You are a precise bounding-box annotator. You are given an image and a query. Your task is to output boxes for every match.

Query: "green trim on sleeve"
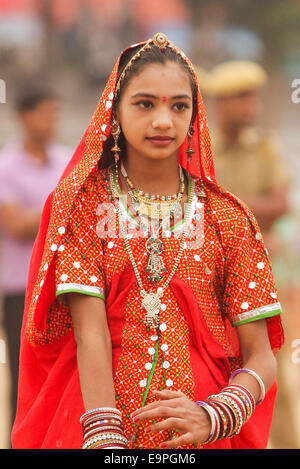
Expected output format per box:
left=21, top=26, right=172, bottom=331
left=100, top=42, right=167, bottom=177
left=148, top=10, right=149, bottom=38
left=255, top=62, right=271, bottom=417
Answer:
left=233, top=307, right=282, bottom=327
left=56, top=283, right=105, bottom=302
left=56, top=289, right=105, bottom=301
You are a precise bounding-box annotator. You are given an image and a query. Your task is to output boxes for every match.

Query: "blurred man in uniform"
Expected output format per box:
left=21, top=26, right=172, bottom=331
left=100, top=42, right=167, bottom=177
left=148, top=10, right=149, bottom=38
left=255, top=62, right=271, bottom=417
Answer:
left=205, top=61, right=290, bottom=240
left=0, top=85, right=72, bottom=434
left=205, top=61, right=296, bottom=449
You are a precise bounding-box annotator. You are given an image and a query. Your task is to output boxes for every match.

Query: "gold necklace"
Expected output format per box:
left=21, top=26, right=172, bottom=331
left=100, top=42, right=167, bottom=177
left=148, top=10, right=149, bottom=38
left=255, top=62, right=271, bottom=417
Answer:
left=109, top=168, right=168, bottom=283
left=120, top=161, right=185, bottom=221
left=115, top=173, right=195, bottom=329
left=120, top=161, right=185, bottom=201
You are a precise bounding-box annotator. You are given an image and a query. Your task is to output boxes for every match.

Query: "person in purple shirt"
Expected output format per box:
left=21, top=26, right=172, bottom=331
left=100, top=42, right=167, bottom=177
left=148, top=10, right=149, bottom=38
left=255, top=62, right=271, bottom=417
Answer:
left=0, top=85, right=72, bottom=432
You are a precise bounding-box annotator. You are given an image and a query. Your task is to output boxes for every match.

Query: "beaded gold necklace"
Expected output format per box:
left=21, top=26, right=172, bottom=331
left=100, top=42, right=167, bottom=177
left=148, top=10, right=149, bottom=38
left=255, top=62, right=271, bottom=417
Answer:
left=110, top=165, right=195, bottom=329
left=120, top=161, right=185, bottom=222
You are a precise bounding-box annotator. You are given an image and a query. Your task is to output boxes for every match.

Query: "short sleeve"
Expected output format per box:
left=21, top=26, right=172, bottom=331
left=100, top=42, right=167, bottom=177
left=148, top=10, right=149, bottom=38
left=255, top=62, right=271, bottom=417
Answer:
left=54, top=193, right=106, bottom=303
left=222, top=212, right=282, bottom=327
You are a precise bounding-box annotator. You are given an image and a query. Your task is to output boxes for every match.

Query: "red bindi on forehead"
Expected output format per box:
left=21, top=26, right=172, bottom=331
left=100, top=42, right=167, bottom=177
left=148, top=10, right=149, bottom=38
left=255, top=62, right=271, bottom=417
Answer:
left=162, top=96, right=167, bottom=102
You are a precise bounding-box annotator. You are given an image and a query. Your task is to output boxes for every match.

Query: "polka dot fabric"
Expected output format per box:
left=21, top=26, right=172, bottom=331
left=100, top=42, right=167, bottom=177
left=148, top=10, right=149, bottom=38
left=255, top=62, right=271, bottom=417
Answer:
left=114, top=285, right=197, bottom=449
left=48, top=166, right=283, bottom=354
left=55, top=183, right=106, bottom=303
left=220, top=210, right=280, bottom=326
left=44, top=168, right=282, bottom=449
left=17, top=37, right=283, bottom=450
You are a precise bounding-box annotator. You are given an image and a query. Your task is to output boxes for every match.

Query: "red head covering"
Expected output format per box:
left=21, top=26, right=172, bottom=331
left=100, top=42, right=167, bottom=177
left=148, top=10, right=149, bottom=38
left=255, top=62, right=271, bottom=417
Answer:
left=23, top=34, right=220, bottom=342
left=12, top=34, right=283, bottom=449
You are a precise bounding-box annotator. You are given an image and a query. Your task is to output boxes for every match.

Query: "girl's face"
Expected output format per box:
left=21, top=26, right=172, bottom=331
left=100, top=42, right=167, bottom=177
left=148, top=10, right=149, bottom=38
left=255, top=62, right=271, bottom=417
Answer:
left=117, top=61, right=194, bottom=162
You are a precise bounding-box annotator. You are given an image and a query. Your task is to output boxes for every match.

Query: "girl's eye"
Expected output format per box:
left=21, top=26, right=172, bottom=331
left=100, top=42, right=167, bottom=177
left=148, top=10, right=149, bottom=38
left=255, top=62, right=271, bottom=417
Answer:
left=136, top=100, right=153, bottom=109
left=173, top=102, right=189, bottom=112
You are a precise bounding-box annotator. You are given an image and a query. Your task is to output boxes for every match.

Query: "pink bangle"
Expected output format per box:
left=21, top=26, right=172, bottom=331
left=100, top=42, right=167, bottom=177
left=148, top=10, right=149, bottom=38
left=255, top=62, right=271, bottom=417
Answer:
left=196, top=401, right=218, bottom=444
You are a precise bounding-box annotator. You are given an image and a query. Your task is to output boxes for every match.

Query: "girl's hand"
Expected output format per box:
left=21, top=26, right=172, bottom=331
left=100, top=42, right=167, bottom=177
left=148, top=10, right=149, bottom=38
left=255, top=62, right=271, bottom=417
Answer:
left=131, top=389, right=211, bottom=449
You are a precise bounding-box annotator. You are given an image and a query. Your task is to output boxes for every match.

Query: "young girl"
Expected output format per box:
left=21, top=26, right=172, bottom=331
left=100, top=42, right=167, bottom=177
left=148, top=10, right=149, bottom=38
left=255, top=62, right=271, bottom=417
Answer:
left=12, top=33, right=284, bottom=449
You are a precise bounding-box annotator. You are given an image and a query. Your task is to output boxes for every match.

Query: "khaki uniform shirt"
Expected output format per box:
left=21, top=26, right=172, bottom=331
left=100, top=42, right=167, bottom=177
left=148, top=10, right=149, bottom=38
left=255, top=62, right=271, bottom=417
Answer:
left=212, top=127, right=290, bottom=200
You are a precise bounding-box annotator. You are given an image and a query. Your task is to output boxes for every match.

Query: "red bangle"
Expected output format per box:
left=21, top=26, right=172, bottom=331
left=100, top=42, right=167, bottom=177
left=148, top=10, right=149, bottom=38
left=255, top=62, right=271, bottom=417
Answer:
left=220, top=391, right=247, bottom=422
left=84, top=426, right=124, bottom=442
left=80, top=409, right=122, bottom=425
left=223, top=386, right=254, bottom=421
left=208, top=399, right=234, bottom=438
left=224, top=384, right=255, bottom=411
left=207, top=400, right=227, bottom=440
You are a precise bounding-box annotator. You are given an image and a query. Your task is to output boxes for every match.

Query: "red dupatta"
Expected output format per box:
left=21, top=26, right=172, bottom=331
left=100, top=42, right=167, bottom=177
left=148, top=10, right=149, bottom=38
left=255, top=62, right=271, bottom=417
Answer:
left=12, top=36, right=283, bottom=449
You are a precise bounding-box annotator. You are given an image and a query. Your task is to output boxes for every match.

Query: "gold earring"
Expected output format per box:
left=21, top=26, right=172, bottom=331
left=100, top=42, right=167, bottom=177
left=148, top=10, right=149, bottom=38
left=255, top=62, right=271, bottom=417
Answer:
left=185, top=126, right=195, bottom=161
left=185, top=125, right=207, bottom=198
left=111, top=119, right=121, bottom=174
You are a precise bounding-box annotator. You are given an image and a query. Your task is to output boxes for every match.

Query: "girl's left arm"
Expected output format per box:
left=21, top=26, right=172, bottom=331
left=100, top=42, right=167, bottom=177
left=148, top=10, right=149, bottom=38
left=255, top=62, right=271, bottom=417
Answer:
left=231, top=319, right=277, bottom=402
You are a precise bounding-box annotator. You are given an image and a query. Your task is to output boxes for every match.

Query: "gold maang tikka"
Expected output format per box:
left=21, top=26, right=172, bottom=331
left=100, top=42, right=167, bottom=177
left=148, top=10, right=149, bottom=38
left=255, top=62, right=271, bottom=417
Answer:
left=114, top=33, right=170, bottom=99
left=113, top=32, right=207, bottom=203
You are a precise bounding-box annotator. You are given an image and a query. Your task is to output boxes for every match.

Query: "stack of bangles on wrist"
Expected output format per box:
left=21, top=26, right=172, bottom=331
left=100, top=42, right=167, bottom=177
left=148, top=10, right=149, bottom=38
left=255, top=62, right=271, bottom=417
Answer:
left=196, top=368, right=266, bottom=444
left=80, top=407, right=128, bottom=449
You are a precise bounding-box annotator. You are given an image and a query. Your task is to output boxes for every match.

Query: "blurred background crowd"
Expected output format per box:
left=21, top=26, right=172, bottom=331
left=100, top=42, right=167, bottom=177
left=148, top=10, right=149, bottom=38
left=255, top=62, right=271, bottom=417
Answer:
left=0, top=0, right=300, bottom=449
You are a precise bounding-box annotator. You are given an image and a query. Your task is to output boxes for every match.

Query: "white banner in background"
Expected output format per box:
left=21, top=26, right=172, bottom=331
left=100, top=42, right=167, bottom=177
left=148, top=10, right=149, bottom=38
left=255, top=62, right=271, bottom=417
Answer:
left=0, top=79, right=6, bottom=103
left=291, top=78, right=300, bottom=104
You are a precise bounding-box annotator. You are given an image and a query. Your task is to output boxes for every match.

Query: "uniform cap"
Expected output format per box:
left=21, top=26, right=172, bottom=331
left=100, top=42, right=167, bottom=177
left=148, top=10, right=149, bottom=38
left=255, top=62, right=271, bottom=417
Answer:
left=204, top=60, right=267, bottom=97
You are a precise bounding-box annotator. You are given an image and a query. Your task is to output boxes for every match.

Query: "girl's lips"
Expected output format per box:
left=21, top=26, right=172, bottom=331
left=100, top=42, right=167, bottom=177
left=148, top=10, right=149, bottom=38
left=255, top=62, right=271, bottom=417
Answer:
left=146, top=136, right=175, bottom=146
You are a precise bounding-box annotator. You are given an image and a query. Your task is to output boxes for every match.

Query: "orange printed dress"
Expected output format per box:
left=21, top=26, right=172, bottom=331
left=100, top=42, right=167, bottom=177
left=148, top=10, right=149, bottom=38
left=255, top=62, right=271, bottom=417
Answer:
left=12, top=37, right=284, bottom=450
left=53, top=166, right=283, bottom=449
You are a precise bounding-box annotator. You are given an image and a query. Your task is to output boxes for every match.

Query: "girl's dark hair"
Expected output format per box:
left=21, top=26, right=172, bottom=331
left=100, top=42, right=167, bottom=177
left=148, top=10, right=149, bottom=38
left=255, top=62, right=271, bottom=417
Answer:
left=98, top=43, right=197, bottom=170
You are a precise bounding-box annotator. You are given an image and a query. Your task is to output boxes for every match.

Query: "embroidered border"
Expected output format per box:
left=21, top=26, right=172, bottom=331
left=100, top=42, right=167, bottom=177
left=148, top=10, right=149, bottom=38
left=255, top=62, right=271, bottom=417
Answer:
left=56, top=283, right=105, bottom=300
left=233, top=302, right=282, bottom=326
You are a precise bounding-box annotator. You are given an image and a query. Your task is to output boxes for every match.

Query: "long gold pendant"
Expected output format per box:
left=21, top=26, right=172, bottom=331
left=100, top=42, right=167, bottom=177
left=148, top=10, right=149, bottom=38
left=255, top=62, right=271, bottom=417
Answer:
left=140, top=289, right=163, bottom=329
left=110, top=165, right=196, bottom=331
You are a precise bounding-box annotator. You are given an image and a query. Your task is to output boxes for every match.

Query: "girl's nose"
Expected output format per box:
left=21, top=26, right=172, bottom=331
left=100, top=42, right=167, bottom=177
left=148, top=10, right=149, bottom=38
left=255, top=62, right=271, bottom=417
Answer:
left=152, top=115, right=173, bottom=130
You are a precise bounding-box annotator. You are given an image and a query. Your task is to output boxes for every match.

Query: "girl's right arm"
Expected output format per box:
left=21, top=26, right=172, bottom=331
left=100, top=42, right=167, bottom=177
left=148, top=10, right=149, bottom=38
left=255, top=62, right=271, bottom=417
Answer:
left=68, top=292, right=116, bottom=411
